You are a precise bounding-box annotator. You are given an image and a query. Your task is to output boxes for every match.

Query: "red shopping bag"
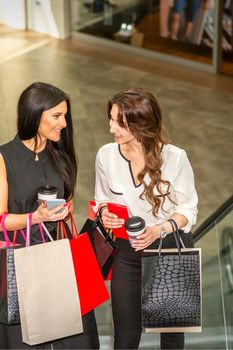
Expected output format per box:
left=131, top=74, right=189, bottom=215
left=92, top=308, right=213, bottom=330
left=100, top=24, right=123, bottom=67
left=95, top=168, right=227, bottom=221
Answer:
left=60, top=215, right=110, bottom=316
left=70, top=234, right=110, bottom=316
left=88, top=200, right=97, bottom=221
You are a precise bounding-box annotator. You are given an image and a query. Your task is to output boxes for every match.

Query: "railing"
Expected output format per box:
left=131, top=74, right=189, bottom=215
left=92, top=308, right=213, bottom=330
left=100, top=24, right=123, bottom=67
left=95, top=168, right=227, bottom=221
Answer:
left=190, top=194, right=233, bottom=350
left=193, top=194, right=233, bottom=243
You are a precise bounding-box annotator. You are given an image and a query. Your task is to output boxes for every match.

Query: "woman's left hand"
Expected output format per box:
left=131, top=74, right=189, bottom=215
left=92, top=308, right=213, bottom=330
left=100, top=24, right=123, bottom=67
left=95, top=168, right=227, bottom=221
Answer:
left=131, top=226, right=160, bottom=251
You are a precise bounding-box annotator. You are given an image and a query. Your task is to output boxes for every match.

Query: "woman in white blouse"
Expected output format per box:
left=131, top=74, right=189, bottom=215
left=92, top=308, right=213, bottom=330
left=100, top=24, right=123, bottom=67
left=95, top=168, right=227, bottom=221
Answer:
left=95, top=88, right=198, bottom=350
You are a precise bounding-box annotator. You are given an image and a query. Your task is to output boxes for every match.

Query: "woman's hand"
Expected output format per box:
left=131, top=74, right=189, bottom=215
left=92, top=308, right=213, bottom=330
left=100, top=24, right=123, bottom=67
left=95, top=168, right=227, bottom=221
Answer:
left=32, top=201, right=70, bottom=224
left=131, top=226, right=161, bottom=251
left=100, top=208, right=125, bottom=229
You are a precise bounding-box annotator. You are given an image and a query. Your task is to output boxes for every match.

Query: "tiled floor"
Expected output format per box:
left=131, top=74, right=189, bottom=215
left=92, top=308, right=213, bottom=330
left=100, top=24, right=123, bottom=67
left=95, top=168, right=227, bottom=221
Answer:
left=1, top=26, right=232, bottom=227
left=0, top=25, right=233, bottom=349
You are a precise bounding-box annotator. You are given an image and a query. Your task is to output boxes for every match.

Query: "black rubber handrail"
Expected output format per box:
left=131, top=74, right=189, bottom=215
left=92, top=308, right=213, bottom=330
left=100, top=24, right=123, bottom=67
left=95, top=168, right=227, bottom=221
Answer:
left=193, top=194, right=233, bottom=243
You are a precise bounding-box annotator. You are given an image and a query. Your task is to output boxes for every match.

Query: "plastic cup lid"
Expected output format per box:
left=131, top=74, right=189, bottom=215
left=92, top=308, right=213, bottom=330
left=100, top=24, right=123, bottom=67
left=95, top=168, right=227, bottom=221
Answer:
left=124, top=216, right=145, bottom=232
left=37, top=185, right=58, bottom=195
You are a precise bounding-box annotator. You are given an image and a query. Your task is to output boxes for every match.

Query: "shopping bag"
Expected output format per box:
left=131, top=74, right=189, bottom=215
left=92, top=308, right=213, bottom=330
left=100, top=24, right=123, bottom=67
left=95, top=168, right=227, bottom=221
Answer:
left=0, top=213, right=24, bottom=325
left=85, top=201, right=118, bottom=280
left=80, top=217, right=117, bottom=279
left=88, top=200, right=97, bottom=220
left=60, top=214, right=110, bottom=316
left=14, top=214, right=83, bottom=345
left=142, top=221, right=202, bottom=333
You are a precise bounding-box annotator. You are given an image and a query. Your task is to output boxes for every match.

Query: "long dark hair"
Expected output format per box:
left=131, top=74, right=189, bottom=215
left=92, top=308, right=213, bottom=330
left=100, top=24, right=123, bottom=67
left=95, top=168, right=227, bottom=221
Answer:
left=108, top=87, right=172, bottom=216
left=17, top=82, right=77, bottom=200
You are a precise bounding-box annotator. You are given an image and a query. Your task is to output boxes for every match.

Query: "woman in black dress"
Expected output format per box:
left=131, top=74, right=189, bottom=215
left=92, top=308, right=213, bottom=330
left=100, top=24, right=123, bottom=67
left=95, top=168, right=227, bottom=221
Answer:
left=0, top=82, right=99, bottom=349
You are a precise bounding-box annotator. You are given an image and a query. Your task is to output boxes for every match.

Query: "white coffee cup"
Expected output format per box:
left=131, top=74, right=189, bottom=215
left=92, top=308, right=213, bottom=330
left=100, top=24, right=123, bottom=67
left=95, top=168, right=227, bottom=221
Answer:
left=37, top=185, right=58, bottom=201
left=124, top=216, right=146, bottom=245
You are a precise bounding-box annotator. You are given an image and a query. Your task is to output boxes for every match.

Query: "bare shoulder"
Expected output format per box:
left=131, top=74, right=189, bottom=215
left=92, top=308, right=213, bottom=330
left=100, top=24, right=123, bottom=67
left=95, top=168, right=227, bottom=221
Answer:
left=0, top=153, right=8, bottom=213
left=0, top=153, right=7, bottom=177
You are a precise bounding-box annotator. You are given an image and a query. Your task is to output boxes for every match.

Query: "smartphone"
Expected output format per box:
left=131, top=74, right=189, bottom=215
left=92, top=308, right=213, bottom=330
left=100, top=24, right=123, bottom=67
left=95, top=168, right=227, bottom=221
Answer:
left=107, top=203, right=129, bottom=240
left=38, top=198, right=66, bottom=210
left=46, top=199, right=66, bottom=210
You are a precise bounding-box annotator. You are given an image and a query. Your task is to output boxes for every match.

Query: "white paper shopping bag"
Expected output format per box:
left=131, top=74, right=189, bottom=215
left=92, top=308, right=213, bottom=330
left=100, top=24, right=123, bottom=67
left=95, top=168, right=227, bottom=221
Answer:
left=14, top=216, right=83, bottom=345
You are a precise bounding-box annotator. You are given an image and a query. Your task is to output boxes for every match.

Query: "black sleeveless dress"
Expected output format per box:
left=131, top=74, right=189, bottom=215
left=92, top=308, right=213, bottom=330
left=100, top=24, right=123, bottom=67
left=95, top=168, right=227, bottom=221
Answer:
left=0, top=135, right=99, bottom=349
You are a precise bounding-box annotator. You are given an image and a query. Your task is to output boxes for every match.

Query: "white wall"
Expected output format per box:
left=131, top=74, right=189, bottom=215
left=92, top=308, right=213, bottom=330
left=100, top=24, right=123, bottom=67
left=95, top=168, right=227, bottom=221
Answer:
left=0, top=0, right=26, bottom=29
left=27, top=0, right=70, bottom=39
left=70, top=0, right=82, bottom=30
left=0, top=0, right=70, bottom=39
left=27, top=0, right=59, bottom=37
left=51, top=0, right=70, bottom=39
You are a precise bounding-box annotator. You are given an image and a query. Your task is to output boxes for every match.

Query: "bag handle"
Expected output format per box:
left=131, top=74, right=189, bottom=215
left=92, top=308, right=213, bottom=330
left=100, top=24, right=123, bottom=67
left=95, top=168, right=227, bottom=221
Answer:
left=26, top=213, right=33, bottom=247
left=59, top=212, right=79, bottom=240
left=158, top=219, right=183, bottom=256
left=1, top=213, right=54, bottom=247
left=167, top=219, right=181, bottom=251
left=59, top=220, right=69, bottom=239
left=1, top=213, right=11, bottom=247
left=25, top=215, right=54, bottom=247
left=158, top=237, right=181, bottom=256
left=93, top=216, right=116, bottom=247
left=1, top=213, right=30, bottom=247
left=38, top=223, right=46, bottom=243
left=38, top=222, right=54, bottom=243
left=88, top=200, right=114, bottom=243
left=168, top=219, right=185, bottom=249
left=69, top=212, right=79, bottom=238
left=13, top=229, right=26, bottom=245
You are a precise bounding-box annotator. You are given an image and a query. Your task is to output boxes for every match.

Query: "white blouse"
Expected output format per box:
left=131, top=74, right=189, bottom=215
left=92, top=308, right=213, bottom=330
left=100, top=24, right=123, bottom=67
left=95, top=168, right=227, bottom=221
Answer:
left=94, top=142, right=198, bottom=232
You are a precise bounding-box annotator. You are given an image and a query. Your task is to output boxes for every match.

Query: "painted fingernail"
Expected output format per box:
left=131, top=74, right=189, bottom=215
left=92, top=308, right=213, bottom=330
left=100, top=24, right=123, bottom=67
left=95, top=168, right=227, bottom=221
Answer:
left=63, top=203, right=70, bottom=207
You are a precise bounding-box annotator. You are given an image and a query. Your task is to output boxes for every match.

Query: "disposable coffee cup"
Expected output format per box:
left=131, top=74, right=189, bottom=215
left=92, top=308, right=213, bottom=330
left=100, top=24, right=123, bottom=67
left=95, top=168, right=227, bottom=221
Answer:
left=37, top=185, right=58, bottom=201
left=124, top=216, right=146, bottom=245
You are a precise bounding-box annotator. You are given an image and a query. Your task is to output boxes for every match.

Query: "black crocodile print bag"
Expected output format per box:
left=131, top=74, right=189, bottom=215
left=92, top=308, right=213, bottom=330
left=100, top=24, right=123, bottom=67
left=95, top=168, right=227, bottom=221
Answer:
left=0, top=248, right=21, bottom=324
left=142, top=220, right=202, bottom=332
left=0, top=214, right=22, bottom=325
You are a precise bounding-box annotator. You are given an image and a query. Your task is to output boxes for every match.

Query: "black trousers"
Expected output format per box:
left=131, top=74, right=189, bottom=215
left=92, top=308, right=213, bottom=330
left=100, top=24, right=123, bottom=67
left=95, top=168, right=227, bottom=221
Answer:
left=111, top=233, right=194, bottom=350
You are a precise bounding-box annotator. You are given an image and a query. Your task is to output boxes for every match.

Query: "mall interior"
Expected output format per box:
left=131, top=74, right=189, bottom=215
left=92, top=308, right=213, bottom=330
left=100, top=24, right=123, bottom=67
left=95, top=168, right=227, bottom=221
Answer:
left=0, top=0, right=233, bottom=349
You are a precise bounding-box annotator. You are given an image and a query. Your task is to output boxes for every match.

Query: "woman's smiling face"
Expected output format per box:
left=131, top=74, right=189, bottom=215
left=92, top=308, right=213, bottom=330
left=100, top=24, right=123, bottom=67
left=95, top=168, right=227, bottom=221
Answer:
left=38, top=100, right=67, bottom=142
left=109, top=104, right=135, bottom=145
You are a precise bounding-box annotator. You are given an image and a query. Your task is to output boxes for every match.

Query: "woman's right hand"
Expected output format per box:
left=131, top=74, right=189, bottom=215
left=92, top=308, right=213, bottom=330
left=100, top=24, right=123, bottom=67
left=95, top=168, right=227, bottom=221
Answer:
left=32, top=201, right=69, bottom=224
left=100, top=208, right=125, bottom=229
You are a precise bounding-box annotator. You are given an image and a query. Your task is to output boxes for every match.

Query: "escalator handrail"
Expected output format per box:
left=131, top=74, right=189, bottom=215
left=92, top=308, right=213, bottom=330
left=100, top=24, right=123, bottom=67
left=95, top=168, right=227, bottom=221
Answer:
left=193, top=194, right=233, bottom=242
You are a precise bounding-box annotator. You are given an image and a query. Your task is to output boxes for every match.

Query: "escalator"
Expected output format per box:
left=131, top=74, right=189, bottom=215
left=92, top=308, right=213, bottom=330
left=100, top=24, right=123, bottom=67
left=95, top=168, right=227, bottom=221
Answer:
left=190, top=194, right=233, bottom=349
left=98, top=195, right=233, bottom=349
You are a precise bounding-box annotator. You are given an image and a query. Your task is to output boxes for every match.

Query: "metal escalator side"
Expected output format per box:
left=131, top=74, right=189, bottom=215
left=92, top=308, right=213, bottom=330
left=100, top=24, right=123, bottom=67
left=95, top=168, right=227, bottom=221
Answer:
left=186, top=194, right=233, bottom=349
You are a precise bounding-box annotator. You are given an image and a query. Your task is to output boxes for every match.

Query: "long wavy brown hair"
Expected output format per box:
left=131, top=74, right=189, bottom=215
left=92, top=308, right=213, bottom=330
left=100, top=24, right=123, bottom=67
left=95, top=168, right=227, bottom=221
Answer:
left=108, top=88, right=172, bottom=216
